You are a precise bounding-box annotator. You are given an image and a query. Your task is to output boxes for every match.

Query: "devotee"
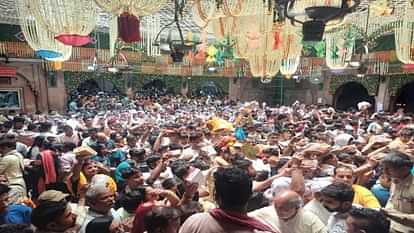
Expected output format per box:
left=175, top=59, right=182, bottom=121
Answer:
left=80, top=174, right=120, bottom=233
left=346, top=207, right=390, bottom=233
left=31, top=190, right=78, bottom=233
left=0, top=134, right=26, bottom=202
left=332, top=166, right=381, bottom=208
left=320, top=183, right=355, bottom=233
left=382, top=151, right=414, bottom=233
left=144, top=206, right=181, bottom=233
left=179, top=167, right=275, bottom=233
left=0, top=183, right=31, bottom=224
left=249, top=189, right=327, bottom=233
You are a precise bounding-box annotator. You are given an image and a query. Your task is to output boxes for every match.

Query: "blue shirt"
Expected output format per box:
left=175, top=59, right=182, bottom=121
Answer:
left=0, top=204, right=32, bottom=224
left=371, top=183, right=390, bottom=207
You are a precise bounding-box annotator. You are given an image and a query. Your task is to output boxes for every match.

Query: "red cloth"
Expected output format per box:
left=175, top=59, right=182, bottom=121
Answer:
left=209, top=208, right=278, bottom=233
left=40, top=150, right=57, bottom=185
left=118, top=12, right=141, bottom=43
left=131, top=202, right=155, bottom=233
left=55, top=34, right=91, bottom=46
left=37, top=150, right=57, bottom=194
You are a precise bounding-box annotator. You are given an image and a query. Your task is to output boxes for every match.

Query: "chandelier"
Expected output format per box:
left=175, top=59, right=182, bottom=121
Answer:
left=324, top=26, right=354, bottom=70
left=234, top=7, right=274, bottom=59
left=395, top=7, right=414, bottom=64
left=280, top=24, right=303, bottom=77
left=95, top=0, right=167, bottom=43
left=247, top=20, right=284, bottom=79
left=27, top=0, right=97, bottom=46
left=283, top=0, right=360, bottom=41
left=140, top=14, right=161, bottom=57
left=16, top=0, right=72, bottom=61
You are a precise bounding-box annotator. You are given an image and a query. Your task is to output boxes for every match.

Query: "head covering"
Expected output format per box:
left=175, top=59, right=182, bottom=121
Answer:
left=38, top=190, right=69, bottom=202
left=334, top=133, right=354, bottom=147
left=86, top=174, right=117, bottom=199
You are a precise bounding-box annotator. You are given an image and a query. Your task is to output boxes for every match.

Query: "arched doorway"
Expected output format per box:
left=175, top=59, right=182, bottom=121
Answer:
left=334, top=82, right=375, bottom=111
left=394, top=81, right=414, bottom=113
left=76, top=79, right=119, bottom=96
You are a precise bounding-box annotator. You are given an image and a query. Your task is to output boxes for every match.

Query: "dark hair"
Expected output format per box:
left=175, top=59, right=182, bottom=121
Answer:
left=27, top=123, right=38, bottom=131
left=62, top=125, right=73, bottom=132
left=255, top=170, right=269, bottom=182
left=121, top=167, right=141, bottom=180
left=214, top=167, right=252, bottom=209
left=85, top=216, right=113, bottom=233
left=39, top=122, right=53, bottom=133
left=170, top=159, right=190, bottom=179
left=146, top=155, right=161, bottom=168
left=0, top=184, right=10, bottom=196
left=333, top=166, right=353, bottom=176
left=0, top=224, right=33, bottom=233
left=130, top=148, right=146, bottom=158
left=31, top=200, right=68, bottom=230
left=320, top=183, right=355, bottom=203
left=232, top=159, right=252, bottom=170
left=13, top=116, right=25, bottom=124
left=62, top=142, right=76, bottom=152
left=161, top=178, right=179, bottom=190
left=337, top=152, right=352, bottom=162
left=144, top=207, right=181, bottom=233
left=400, top=127, right=414, bottom=137
left=348, top=207, right=390, bottom=233
left=0, top=134, right=16, bottom=148
left=119, top=191, right=143, bottom=213
left=191, top=157, right=210, bottom=171
left=382, top=151, right=414, bottom=168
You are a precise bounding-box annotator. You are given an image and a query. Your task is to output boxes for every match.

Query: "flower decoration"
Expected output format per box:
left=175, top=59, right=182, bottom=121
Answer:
left=206, top=45, right=218, bottom=63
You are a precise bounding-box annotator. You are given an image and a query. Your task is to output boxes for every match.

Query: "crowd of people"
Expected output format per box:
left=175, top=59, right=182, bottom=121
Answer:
left=0, top=92, right=413, bottom=233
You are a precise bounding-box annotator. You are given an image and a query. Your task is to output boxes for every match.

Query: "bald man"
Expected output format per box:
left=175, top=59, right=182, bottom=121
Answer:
left=249, top=190, right=327, bottom=233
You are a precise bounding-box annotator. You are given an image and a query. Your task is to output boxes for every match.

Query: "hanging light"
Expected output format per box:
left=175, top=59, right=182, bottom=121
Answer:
left=394, top=7, right=414, bottom=64
left=324, top=26, right=354, bottom=70
left=239, top=10, right=283, bottom=80
left=283, top=0, right=360, bottom=41
left=280, top=24, right=303, bottom=77
left=16, top=0, right=72, bottom=61
left=95, top=0, right=167, bottom=43
left=140, top=14, right=161, bottom=57
left=27, top=0, right=97, bottom=46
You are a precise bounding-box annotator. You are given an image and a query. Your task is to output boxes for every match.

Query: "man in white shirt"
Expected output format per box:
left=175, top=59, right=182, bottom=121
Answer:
left=249, top=189, right=327, bottom=233
left=0, top=134, right=26, bottom=203
left=58, top=125, right=80, bottom=145
left=319, top=183, right=354, bottom=233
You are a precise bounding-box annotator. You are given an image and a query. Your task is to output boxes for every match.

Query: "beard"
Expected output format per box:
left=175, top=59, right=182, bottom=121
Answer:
left=323, top=204, right=341, bottom=213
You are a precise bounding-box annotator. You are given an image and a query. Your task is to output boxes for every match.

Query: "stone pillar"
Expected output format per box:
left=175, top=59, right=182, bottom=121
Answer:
left=229, top=77, right=241, bottom=100
left=375, top=76, right=391, bottom=112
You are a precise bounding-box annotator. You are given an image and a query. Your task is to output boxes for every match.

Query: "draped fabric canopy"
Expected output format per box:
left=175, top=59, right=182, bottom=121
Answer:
left=395, top=7, right=414, bottom=64
left=27, top=0, right=97, bottom=46
left=16, top=0, right=72, bottom=61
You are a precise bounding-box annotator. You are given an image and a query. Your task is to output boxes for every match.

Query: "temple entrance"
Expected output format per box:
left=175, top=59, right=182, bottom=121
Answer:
left=334, top=82, right=375, bottom=111
left=76, top=79, right=119, bottom=96
left=394, top=81, right=414, bottom=113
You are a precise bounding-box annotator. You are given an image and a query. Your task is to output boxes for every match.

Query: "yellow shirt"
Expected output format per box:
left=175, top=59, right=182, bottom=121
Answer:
left=352, top=184, right=381, bottom=208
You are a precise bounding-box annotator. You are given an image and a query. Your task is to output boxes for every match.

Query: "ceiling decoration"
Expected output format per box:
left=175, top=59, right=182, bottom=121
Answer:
left=26, top=0, right=97, bottom=46
left=16, top=0, right=72, bottom=61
